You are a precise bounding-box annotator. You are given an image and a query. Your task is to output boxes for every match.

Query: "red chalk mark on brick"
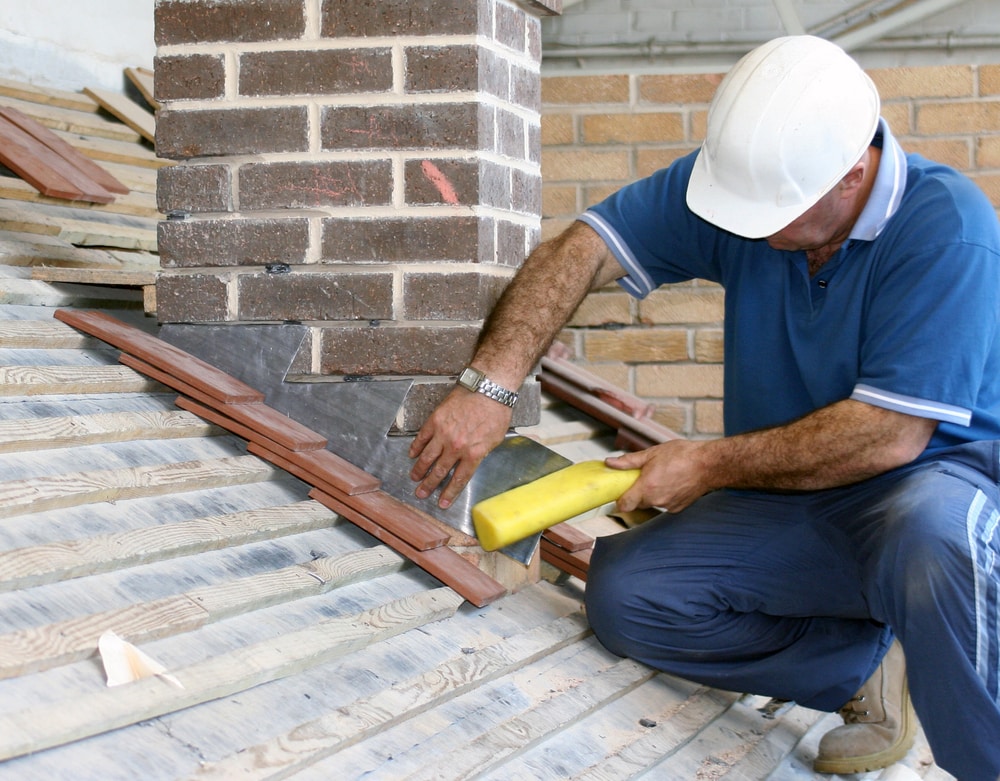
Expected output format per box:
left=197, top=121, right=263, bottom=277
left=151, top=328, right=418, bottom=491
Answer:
left=421, top=160, right=459, bottom=205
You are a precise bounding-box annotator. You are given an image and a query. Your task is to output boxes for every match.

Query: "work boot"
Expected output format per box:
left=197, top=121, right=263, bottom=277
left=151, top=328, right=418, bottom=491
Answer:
left=814, top=640, right=917, bottom=774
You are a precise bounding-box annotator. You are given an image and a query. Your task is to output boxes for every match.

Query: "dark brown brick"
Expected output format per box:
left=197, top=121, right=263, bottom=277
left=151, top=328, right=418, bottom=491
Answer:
left=497, top=107, right=526, bottom=160
left=159, top=217, right=311, bottom=267
left=239, top=49, right=392, bottom=97
left=154, top=54, right=226, bottom=102
left=479, top=160, right=512, bottom=209
left=239, top=160, right=393, bottom=210
left=321, top=103, right=484, bottom=152
left=321, top=0, right=486, bottom=38
left=392, top=376, right=541, bottom=433
left=497, top=220, right=530, bottom=267
left=527, top=15, right=543, bottom=61
left=156, top=273, right=230, bottom=323
left=318, top=323, right=480, bottom=376
left=321, top=216, right=490, bottom=263
left=402, top=270, right=510, bottom=320
left=238, top=270, right=394, bottom=321
left=155, top=0, right=306, bottom=45
left=157, top=164, right=233, bottom=213
left=512, top=63, right=541, bottom=112
left=512, top=167, right=542, bottom=214
left=156, top=107, right=309, bottom=159
left=479, top=49, right=510, bottom=102
left=405, top=45, right=479, bottom=94
left=404, top=158, right=480, bottom=206
left=496, top=2, right=527, bottom=53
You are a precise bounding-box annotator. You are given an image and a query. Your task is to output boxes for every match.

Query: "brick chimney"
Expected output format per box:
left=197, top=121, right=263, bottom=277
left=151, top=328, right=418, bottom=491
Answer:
left=153, top=0, right=560, bottom=433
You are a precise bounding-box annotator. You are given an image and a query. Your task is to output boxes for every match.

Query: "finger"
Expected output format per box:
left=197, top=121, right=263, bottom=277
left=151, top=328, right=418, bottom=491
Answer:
left=414, top=456, right=457, bottom=500
left=437, top=461, right=476, bottom=509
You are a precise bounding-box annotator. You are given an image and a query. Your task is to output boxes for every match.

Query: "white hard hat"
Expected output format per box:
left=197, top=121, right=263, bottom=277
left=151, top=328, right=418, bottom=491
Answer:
left=686, top=35, right=880, bottom=239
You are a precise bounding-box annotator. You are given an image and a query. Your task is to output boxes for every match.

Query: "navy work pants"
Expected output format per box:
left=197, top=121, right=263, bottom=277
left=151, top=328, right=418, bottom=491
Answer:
left=585, top=441, right=1000, bottom=781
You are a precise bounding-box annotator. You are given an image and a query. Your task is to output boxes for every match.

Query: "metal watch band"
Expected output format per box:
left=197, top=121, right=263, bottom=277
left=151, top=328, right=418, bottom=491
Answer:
left=477, top=377, right=518, bottom=408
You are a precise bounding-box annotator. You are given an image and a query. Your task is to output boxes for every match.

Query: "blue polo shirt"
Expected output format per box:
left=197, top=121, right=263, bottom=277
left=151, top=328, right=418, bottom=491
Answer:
left=580, top=120, right=1000, bottom=455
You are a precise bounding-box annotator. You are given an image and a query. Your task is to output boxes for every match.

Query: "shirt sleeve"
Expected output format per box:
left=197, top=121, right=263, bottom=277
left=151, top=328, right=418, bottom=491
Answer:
left=580, top=151, right=726, bottom=298
left=851, top=163, right=1000, bottom=429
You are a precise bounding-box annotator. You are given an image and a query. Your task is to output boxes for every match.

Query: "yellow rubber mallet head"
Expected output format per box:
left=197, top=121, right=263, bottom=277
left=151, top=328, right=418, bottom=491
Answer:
left=471, top=460, right=640, bottom=551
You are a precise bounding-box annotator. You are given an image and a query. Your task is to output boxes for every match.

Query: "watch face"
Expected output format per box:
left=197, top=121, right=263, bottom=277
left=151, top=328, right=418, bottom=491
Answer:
left=458, top=367, right=482, bottom=390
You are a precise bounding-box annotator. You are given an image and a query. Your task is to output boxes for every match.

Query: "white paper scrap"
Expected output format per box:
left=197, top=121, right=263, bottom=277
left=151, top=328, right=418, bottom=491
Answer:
left=98, top=630, right=184, bottom=689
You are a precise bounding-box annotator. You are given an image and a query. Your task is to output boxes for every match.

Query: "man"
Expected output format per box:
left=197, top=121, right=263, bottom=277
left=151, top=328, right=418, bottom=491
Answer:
left=409, top=35, right=1000, bottom=780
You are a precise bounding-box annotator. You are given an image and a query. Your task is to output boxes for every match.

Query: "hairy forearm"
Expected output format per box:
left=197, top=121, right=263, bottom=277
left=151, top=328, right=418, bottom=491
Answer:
left=701, top=399, right=937, bottom=492
left=472, top=222, right=622, bottom=389
left=613, top=399, right=938, bottom=514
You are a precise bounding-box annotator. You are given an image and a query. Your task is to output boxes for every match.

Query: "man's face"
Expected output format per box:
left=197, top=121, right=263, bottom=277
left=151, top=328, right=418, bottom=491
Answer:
left=764, top=186, right=849, bottom=253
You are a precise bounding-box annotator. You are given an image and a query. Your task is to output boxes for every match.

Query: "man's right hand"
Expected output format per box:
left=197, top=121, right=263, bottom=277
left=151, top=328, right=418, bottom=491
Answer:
left=408, top=387, right=513, bottom=509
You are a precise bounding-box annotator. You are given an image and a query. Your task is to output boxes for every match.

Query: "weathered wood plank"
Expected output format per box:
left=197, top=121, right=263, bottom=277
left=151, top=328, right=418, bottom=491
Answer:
left=400, top=658, right=655, bottom=781
left=125, top=67, right=159, bottom=111
left=0, top=410, right=218, bottom=453
left=0, top=175, right=157, bottom=219
left=555, top=683, right=737, bottom=781
left=191, top=612, right=592, bottom=780
left=0, top=594, right=209, bottom=679
left=0, top=364, right=160, bottom=396
left=83, top=87, right=156, bottom=144
left=0, top=547, right=406, bottom=679
left=30, top=265, right=157, bottom=287
left=0, top=94, right=142, bottom=143
left=0, top=77, right=99, bottom=113
left=0, top=587, right=464, bottom=762
left=0, top=235, right=123, bottom=269
left=0, top=318, right=98, bottom=348
left=0, top=501, right=338, bottom=592
left=310, top=487, right=507, bottom=608
left=55, top=309, right=265, bottom=404
left=0, top=454, right=280, bottom=520
left=0, top=204, right=157, bottom=251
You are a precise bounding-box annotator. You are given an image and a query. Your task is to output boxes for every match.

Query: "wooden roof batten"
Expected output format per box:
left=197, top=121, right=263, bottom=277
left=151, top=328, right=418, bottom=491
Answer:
left=0, top=72, right=952, bottom=780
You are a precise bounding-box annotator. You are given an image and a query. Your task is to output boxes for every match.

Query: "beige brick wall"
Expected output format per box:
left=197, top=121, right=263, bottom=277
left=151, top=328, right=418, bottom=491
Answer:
left=542, top=63, right=1000, bottom=438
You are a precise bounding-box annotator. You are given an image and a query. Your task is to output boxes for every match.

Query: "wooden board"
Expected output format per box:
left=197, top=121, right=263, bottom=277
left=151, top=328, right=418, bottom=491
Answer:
left=125, top=67, right=159, bottom=111
left=0, top=106, right=129, bottom=195
left=0, top=204, right=157, bottom=252
left=0, top=501, right=338, bottom=592
left=0, top=364, right=160, bottom=396
left=0, top=94, right=141, bottom=143
left=0, top=318, right=98, bottom=348
left=251, top=442, right=447, bottom=552
left=311, top=488, right=507, bottom=608
left=55, top=309, right=265, bottom=404
left=0, top=175, right=157, bottom=219
left=0, top=588, right=464, bottom=762
left=0, top=454, right=280, bottom=520
left=31, top=265, right=158, bottom=287
left=0, top=113, right=114, bottom=203
left=192, top=612, right=592, bottom=780
left=0, top=78, right=98, bottom=113
left=173, top=395, right=329, bottom=455
left=83, top=87, right=155, bottom=144
left=0, top=410, right=217, bottom=453
left=0, top=546, right=406, bottom=679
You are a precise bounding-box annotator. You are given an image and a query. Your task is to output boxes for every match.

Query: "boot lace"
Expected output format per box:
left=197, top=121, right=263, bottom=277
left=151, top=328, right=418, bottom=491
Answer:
left=838, top=693, right=871, bottom=723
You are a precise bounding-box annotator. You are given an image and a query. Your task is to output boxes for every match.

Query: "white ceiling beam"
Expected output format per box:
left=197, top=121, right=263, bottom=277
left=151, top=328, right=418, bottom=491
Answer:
left=772, top=0, right=807, bottom=35
left=833, top=0, right=973, bottom=51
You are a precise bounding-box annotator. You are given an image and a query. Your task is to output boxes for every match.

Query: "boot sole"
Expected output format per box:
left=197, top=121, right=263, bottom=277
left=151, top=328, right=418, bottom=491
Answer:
left=813, top=678, right=917, bottom=775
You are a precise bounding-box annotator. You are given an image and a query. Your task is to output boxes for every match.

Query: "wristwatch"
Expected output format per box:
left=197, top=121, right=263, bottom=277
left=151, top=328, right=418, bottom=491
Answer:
left=457, top=366, right=519, bottom=408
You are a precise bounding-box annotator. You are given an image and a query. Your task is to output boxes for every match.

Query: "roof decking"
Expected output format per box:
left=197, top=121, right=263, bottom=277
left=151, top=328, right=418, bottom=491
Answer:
left=0, top=76, right=951, bottom=781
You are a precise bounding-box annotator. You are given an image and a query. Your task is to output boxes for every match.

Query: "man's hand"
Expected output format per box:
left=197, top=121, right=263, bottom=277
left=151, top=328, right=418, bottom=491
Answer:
left=607, top=440, right=715, bottom=514
left=409, top=387, right=513, bottom=508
